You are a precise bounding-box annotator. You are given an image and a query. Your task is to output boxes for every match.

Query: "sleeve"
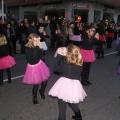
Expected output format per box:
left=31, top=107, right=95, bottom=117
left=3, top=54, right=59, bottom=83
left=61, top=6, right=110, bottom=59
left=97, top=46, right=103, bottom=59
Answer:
left=53, top=54, right=64, bottom=74
left=93, top=38, right=101, bottom=45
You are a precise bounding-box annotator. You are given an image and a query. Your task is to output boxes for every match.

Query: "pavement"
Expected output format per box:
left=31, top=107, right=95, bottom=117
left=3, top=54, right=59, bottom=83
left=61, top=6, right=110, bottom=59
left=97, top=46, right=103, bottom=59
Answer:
left=0, top=40, right=120, bottom=120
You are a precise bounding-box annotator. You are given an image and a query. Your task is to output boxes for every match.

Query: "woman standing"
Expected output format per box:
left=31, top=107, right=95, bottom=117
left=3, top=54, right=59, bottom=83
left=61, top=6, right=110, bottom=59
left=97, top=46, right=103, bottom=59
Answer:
left=22, top=33, right=50, bottom=104
left=49, top=44, right=87, bottom=120
left=80, top=25, right=100, bottom=86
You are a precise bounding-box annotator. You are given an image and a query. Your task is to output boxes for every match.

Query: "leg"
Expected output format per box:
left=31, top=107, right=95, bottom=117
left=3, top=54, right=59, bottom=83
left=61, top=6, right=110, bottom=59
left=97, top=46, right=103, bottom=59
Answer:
left=57, top=99, right=67, bottom=120
left=0, top=70, right=4, bottom=85
left=84, top=62, right=91, bottom=84
left=109, top=37, right=113, bottom=48
left=50, top=34, right=56, bottom=51
left=32, top=85, right=39, bottom=104
left=81, top=62, right=91, bottom=85
left=12, top=35, right=17, bottom=54
left=100, top=43, right=104, bottom=58
left=6, top=68, right=11, bottom=83
left=68, top=103, right=82, bottom=120
left=81, top=62, right=90, bottom=86
left=96, top=45, right=101, bottom=59
left=42, top=51, right=46, bottom=62
left=21, top=41, right=26, bottom=54
left=8, top=41, right=13, bottom=56
left=106, top=38, right=110, bottom=48
left=39, top=81, right=47, bottom=99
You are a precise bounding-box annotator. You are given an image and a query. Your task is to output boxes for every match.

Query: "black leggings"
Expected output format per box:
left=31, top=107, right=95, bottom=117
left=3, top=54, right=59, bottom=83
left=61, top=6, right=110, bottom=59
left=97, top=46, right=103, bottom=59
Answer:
left=82, top=62, right=91, bottom=74
left=0, top=68, right=11, bottom=84
left=57, top=99, right=80, bottom=120
left=32, top=81, right=47, bottom=97
left=106, top=37, right=113, bottom=48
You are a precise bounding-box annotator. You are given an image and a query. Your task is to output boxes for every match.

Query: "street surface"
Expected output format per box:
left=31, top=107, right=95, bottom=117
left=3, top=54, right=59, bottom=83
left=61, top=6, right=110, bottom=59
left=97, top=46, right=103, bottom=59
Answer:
left=0, top=41, right=120, bottom=120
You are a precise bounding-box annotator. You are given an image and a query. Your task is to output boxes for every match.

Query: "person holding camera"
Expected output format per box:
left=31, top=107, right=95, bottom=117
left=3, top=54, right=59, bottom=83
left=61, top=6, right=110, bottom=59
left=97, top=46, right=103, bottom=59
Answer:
left=80, top=25, right=100, bottom=86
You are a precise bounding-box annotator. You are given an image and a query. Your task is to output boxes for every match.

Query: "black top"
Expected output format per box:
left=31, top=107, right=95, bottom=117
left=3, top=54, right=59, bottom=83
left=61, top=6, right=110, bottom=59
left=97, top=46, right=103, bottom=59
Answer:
left=96, top=28, right=105, bottom=35
left=74, top=27, right=81, bottom=35
left=107, top=27, right=114, bottom=33
left=53, top=54, right=82, bottom=80
left=25, top=46, right=43, bottom=65
left=81, top=36, right=100, bottom=50
left=0, top=44, right=10, bottom=58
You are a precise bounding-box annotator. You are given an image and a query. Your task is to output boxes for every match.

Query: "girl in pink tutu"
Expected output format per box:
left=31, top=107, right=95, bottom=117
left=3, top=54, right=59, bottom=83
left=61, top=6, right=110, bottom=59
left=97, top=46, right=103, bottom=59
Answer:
left=81, top=25, right=100, bottom=86
left=22, top=33, right=50, bottom=104
left=49, top=44, right=87, bottom=120
left=0, top=34, right=16, bottom=85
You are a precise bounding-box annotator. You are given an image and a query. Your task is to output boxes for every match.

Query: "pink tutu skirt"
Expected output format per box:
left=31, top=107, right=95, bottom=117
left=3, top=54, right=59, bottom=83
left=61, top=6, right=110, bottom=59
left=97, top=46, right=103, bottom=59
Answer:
left=22, top=60, right=50, bottom=85
left=71, top=35, right=81, bottom=41
left=116, top=37, right=120, bottom=44
left=0, top=55, right=16, bottom=70
left=80, top=49, right=96, bottom=62
left=48, top=77, right=87, bottom=103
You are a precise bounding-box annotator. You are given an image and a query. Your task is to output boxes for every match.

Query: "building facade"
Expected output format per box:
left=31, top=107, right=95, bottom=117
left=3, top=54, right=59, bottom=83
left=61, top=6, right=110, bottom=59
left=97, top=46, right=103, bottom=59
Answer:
left=4, top=0, right=120, bottom=23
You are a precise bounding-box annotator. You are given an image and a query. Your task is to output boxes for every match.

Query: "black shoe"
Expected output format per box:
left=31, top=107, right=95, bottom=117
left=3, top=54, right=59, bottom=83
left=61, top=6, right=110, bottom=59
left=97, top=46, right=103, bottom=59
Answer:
left=0, top=82, right=3, bottom=86
left=8, top=80, right=11, bottom=84
left=72, top=110, right=82, bottom=120
left=96, top=56, right=101, bottom=59
left=101, top=55, right=104, bottom=58
left=81, top=81, right=89, bottom=86
left=32, top=97, right=39, bottom=104
left=39, top=89, right=45, bottom=99
left=86, top=81, right=92, bottom=85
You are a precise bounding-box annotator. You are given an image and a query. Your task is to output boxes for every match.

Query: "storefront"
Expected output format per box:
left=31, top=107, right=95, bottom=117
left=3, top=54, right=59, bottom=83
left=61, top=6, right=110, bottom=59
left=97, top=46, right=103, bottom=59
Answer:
left=7, top=0, right=120, bottom=24
left=103, top=8, right=115, bottom=24
left=45, top=9, right=65, bottom=20
left=71, top=3, right=90, bottom=23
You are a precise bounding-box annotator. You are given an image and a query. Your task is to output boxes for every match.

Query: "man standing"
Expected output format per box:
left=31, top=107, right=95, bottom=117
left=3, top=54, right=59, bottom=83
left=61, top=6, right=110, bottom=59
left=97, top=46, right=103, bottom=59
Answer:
left=50, top=16, right=58, bottom=51
left=10, top=18, right=19, bottom=54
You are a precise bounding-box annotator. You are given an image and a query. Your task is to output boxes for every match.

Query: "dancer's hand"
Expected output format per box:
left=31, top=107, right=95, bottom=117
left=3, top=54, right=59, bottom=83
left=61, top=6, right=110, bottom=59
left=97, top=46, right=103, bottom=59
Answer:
left=95, top=33, right=99, bottom=40
left=57, top=47, right=67, bottom=56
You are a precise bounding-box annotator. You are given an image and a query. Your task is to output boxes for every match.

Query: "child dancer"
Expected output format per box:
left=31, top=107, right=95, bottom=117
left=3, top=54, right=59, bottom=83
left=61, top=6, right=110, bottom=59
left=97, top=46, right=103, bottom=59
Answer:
left=49, top=44, right=87, bottom=120
left=106, top=24, right=114, bottom=48
left=0, top=34, right=16, bottom=85
left=37, top=26, right=48, bottom=61
left=96, top=22, right=106, bottom=59
left=80, top=25, right=100, bottom=86
left=22, top=33, right=50, bottom=104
